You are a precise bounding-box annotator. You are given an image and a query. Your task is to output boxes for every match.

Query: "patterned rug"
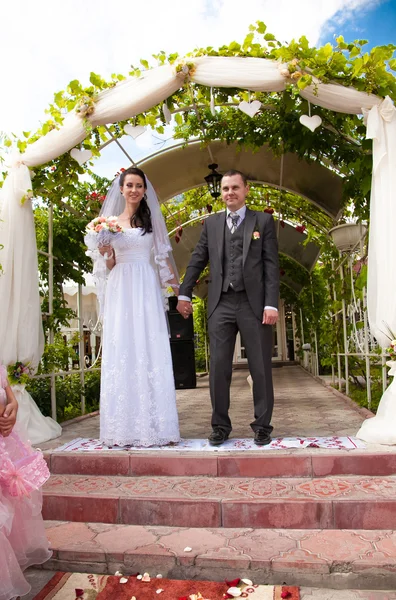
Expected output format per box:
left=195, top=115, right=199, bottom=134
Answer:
left=54, top=435, right=365, bottom=452
left=33, top=572, right=299, bottom=600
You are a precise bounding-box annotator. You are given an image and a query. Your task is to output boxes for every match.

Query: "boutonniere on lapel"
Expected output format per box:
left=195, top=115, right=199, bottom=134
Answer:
left=252, top=228, right=260, bottom=240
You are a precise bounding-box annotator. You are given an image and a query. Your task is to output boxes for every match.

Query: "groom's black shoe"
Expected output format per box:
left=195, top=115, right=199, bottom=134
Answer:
left=208, top=428, right=229, bottom=446
left=254, top=430, right=272, bottom=446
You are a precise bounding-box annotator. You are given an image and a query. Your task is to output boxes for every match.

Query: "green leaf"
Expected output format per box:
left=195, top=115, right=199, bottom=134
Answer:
left=352, top=57, right=363, bottom=77
left=243, top=32, right=254, bottom=47
left=23, top=131, right=31, bottom=138
left=256, top=21, right=267, bottom=34
left=349, top=46, right=361, bottom=58
left=229, top=41, right=241, bottom=51
left=389, top=58, right=396, bottom=71
left=264, top=33, right=276, bottom=41
left=68, top=80, right=82, bottom=95
left=89, top=72, right=103, bottom=87
left=140, top=59, right=149, bottom=69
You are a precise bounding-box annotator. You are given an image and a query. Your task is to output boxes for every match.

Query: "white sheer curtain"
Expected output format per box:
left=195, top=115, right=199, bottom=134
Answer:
left=356, top=97, right=396, bottom=446
left=0, top=162, right=61, bottom=444
left=365, top=97, right=396, bottom=347
left=0, top=55, right=394, bottom=443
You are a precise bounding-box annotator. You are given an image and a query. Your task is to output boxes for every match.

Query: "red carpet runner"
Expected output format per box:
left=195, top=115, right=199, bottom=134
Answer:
left=33, top=572, right=300, bottom=600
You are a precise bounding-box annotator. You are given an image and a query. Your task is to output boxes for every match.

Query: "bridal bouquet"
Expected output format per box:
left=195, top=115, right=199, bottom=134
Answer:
left=85, top=216, right=124, bottom=247
left=7, top=361, right=33, bottom=386
left=381, top=324, right=396, bottom=361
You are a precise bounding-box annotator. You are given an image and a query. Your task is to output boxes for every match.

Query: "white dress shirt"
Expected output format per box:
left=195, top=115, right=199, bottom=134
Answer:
left=179, top=206, right=277, bottom=312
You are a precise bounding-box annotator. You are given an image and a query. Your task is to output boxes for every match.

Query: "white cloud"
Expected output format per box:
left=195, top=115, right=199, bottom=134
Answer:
left=0, top=0, right=379, bottom=136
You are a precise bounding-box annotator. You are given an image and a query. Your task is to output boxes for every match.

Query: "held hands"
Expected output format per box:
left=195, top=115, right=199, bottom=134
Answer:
left=262, top=308, right=278, bottom=326
left=0, top=399, right=18, bottom=437
left=177, top=300, right=193, bottom=320
left=99, top=245, right=114, bottom=259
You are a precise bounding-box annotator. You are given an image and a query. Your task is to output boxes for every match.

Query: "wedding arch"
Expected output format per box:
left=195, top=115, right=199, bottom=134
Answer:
left=0, top=22, right=395, bottom=422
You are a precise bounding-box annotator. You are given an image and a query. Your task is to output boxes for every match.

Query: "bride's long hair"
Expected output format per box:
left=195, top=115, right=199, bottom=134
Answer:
left=119, top=167, right=153, bottom=235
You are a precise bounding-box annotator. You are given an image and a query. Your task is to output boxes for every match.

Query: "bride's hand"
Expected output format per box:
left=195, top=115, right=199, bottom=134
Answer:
left=99, top=245, right=113, bottom=257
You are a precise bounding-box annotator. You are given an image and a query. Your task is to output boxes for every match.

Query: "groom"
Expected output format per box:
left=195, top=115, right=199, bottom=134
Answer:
left=177, top=170, right=279, bottom=446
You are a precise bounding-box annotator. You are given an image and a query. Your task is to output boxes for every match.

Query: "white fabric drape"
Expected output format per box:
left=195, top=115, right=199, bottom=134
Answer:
left=0, top=162, right=62, bottom=445
left=192, top=56, right=287, bottom=91
left=365, top=96, right=396, bottom=348
left=0, top=163, right=44, bottom=369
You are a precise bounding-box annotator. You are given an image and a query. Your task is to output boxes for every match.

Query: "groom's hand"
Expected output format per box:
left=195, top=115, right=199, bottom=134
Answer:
left=262, top=308, right=278, bottom=325
left=99, top=245, right=113, bottom=257
left=177, top=300, right=193, bottom=319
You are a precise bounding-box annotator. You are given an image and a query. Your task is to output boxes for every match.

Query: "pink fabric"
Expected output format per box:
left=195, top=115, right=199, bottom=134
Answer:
left=0, top=433, right=50, bottom=497
left=0, top=428, right=52, bottom=599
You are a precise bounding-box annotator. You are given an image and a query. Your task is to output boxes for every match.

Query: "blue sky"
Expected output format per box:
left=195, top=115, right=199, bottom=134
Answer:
left=320, top=0, right=396, bottom=49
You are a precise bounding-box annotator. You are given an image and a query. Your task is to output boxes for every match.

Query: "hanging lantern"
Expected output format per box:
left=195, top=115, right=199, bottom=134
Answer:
left=204, top=163, right=222, bottom=199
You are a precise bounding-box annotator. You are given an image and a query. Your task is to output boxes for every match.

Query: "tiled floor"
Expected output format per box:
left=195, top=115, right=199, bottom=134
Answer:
left=43, top=473, right=396, bottom=500
left=40, top=366, right=378, bottom=452
left=41, top=521, right=396, bottom=590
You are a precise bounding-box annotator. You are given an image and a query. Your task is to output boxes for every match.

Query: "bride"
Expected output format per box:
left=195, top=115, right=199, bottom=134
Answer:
left=86, top=167, right=180, bottom=447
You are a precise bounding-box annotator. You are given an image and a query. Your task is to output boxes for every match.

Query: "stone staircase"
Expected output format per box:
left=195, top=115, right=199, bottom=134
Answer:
left=41, top=449, right=396, bottom=589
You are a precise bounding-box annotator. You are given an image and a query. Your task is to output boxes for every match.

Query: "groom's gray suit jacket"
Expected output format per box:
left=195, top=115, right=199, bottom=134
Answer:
left=180, top=207, right=279, bottom=319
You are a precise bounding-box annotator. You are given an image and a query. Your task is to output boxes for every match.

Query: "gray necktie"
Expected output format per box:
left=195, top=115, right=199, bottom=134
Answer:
left=229, top=212, right=240, bottom=234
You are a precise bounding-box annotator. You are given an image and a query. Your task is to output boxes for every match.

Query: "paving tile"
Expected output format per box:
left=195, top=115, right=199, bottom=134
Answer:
left=228, top=528, right=298, bottom=560
left=218, top=455, right=313, bottom=478
left=155, top=526, right=227, bottom=556
left=46, top=521, right=96, bottom=548
left=95, top=525, right=158, bottom=559
left=301, top=530, right=372, bottom=560
left=271, top=548, right=330, bottom=573
left=334, top=502, right=396, bottom=530
left=222, top=499, right=334, bottom=529
left=43, top=522, right=396, bottom=588
left=119, top=497, right=221, bottom=527
left=312, top=455, right=396, bottom=477
left=43, top=494, right=119, bottom=523
left=51, top=452, right=130, bottom=475
left=129, top=455, right=218, bottom=476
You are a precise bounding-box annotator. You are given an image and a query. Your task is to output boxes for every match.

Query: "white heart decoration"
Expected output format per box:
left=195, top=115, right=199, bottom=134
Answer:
left=70, top=148, right=93, bottom=165
left=210, top=88, right=215, bottom=116
left=124, top=124, right=146, bottom=139
left=238, top=100, right=261, bottom=118
left=162, top=103, right=171, bottom=124
left=299, top=114, right=322, bottom=132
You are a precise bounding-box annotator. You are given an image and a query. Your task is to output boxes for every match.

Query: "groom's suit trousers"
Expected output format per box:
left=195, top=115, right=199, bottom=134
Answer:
left=208, top=288, right=274, bottom=435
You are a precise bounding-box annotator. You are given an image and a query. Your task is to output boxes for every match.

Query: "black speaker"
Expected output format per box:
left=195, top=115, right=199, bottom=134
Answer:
left=170, top=340, right=197, bottom=389
left=167, top=297, right=194, bottom=341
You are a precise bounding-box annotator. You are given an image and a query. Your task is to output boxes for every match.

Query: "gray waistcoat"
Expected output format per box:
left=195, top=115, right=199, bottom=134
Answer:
left=222, top=219, right=245, bottom=292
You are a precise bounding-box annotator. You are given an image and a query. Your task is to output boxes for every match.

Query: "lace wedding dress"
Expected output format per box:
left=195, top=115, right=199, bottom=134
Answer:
left=100, top=228, right=180, bottom=447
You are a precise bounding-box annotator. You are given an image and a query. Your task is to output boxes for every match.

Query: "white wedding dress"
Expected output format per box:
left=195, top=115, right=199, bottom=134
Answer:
left=100, top=228, right=180, bottom=447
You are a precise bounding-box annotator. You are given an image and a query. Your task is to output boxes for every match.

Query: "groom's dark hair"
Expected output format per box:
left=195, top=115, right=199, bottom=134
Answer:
left=119, top=167, right=153, bottom=235
left=221, top=169, right=248, bottom=186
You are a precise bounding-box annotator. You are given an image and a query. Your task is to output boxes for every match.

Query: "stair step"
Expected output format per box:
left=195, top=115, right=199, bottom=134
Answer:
left=45, top=450, right=396, bottom=478
left=42, top=474, right=396, bottom=529
left=43, top=520, right=396, bottom=590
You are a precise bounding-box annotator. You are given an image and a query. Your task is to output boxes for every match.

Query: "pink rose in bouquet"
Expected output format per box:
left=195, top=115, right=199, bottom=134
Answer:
left=86, top=216, right=124, bottom=247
